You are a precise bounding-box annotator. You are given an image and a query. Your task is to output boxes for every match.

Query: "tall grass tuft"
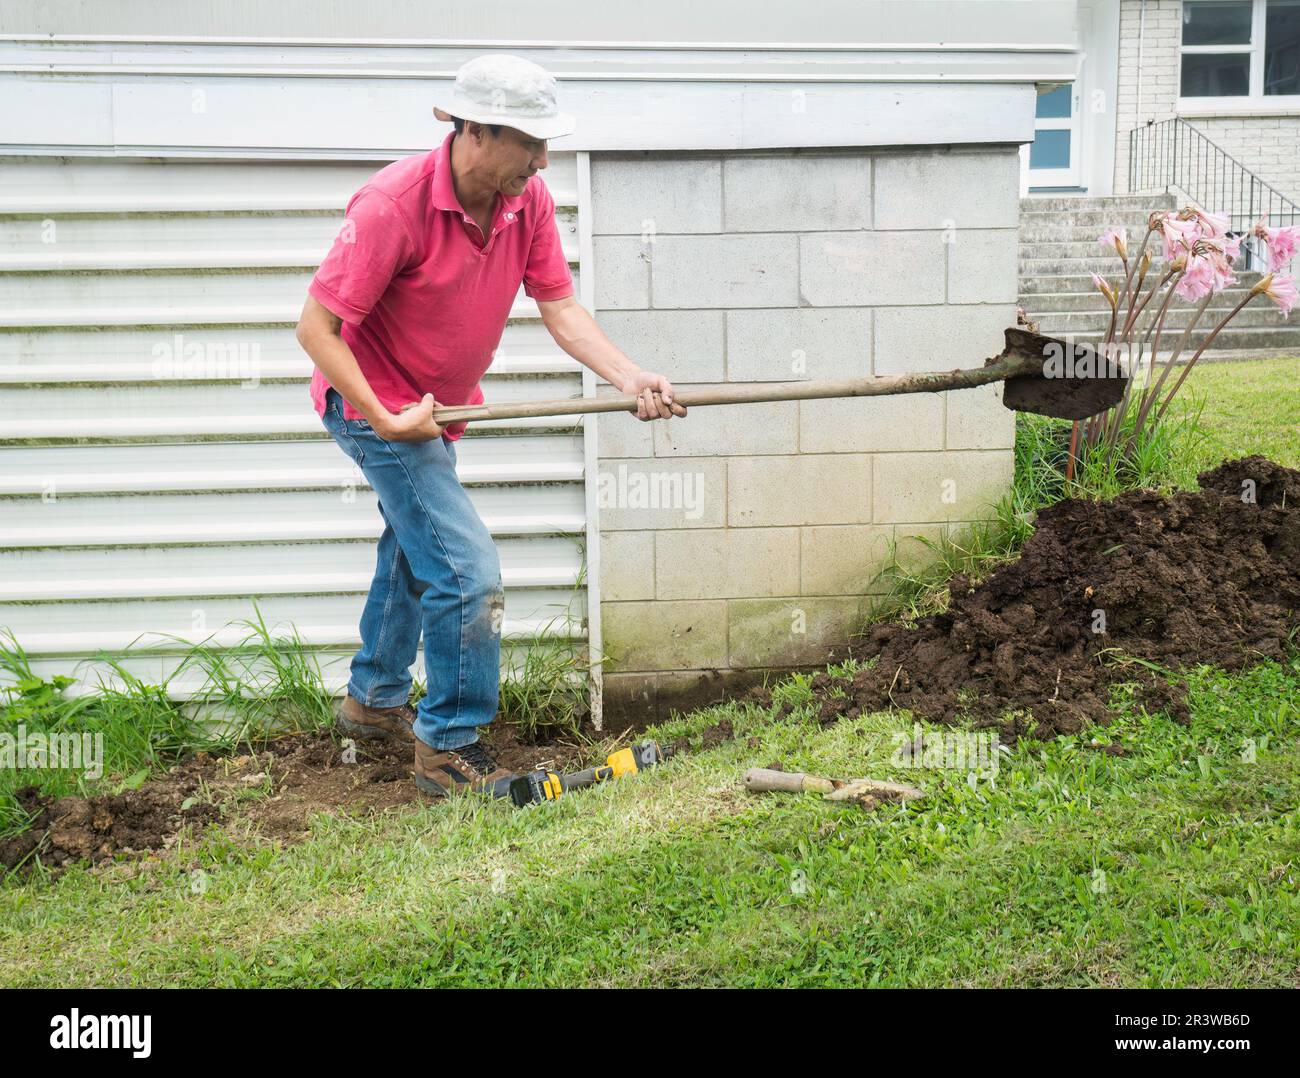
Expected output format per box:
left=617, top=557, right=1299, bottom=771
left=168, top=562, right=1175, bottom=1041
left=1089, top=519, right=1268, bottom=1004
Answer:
left=497, top=614, right=592, bottom=744
left=0, top=630, right=199, bottom=838
left=169, top=603, right=334, bottom=743
left=0, top=604, right=337, bottom=840
left=867, top=398, right=1206, bottom=625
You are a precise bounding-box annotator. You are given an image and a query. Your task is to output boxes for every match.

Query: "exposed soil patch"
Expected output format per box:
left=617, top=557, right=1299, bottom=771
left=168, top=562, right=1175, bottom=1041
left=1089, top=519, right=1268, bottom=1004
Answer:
left=0, top=783, right=222, bottom=872
left=666, top=717, right=735, bottom=757
left=1, top=717, right=640, bottom=873
left=805, top=457, right=1299, bottom=740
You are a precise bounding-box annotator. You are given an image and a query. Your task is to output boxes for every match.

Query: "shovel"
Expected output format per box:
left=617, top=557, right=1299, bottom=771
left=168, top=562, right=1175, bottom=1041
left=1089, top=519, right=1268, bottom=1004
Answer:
left=742, top=768, right=925, bottom=810
left=429, top=328, right=1126, bottom=427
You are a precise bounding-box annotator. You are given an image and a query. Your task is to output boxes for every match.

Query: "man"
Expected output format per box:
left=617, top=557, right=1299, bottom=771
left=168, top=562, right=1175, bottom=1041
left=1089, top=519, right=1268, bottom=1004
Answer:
left=296, top=54, right=685, bottom=798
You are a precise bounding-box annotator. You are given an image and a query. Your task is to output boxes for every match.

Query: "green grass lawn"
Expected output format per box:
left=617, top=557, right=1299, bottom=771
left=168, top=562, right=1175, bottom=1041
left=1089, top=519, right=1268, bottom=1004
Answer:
left=1, top=357, right=1297, bottom=988
left=1172, top=357, right=1300, bottom=479
left=2, top=662, right=1297, bottom=987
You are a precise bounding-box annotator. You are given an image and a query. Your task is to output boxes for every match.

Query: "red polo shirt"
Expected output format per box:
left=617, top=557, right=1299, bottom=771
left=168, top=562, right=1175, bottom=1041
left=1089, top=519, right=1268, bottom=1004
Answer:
left=307, top=130, right=575, bottom=439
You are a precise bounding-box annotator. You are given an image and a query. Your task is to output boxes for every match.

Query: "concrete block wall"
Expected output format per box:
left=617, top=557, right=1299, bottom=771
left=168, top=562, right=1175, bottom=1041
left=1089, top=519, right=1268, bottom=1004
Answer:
left=589, top=147, right=1020, bottom=720
left=1114, top=0, right=1300, bottom=201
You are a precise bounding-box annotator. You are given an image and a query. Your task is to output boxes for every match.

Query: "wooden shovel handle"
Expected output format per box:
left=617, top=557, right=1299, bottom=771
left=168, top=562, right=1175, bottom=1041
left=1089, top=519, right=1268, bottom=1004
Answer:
left=431, top=352, right=1035, bottom=426
left=743, top=768, right=835, bottom=794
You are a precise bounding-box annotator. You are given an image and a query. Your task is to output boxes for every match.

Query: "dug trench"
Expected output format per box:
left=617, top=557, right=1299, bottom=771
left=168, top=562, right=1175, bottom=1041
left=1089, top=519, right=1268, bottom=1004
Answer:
left=0, top=712, right=677, bottom=872
left=4, top=457, right=1296, bottom=872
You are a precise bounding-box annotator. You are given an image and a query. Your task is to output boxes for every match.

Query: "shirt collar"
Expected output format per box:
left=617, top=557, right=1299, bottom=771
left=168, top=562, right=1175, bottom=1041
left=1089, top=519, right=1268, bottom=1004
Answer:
left=430, top=130, right=532, bottom=217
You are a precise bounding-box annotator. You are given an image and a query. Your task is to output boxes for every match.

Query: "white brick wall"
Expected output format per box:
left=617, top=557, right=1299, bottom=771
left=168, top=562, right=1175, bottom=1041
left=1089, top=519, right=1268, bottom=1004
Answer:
left=1187, top=117, right=1300, bottom=200
left=589, top=147, right=1021, bottom=716
left=1115, top=0, right=1300, bottom=200
left=1114, top=0, right=1182, bottom=193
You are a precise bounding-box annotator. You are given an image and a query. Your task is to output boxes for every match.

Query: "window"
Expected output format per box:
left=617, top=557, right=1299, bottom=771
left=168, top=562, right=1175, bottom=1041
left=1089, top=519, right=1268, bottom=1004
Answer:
left=1029, top=85, right=1073, bottom=169
left=1180, top=0, right=1300, bottom=100
left=1267, top=0, right=1300, bottom=93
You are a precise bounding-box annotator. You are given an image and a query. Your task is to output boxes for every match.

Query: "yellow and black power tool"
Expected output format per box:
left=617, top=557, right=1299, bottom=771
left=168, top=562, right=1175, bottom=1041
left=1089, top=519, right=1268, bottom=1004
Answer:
left=509, top=741, right=667, bottom=807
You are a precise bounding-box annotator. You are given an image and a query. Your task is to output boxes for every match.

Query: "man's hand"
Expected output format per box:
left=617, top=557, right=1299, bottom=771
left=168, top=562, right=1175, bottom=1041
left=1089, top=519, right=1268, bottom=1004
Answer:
left=374, top=394, right=445, bottom=442
left=536, top=298, right=688, bottom=423
left=620, top=370, right=688, bottom=422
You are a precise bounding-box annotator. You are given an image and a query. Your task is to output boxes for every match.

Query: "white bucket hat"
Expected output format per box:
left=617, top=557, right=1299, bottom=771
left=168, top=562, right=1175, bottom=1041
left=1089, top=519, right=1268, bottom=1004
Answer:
left=434, top=54, right=576, bottom=140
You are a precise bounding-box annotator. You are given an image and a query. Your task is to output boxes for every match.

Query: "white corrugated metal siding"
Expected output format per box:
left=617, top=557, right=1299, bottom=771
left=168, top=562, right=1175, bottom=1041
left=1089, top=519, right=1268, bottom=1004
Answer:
left=0, top=155, right=589, bottom=697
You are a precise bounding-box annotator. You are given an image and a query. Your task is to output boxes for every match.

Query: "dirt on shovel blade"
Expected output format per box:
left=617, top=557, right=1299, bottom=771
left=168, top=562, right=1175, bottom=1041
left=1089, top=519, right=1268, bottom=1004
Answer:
left=810, top=457, right=1300, bottom=739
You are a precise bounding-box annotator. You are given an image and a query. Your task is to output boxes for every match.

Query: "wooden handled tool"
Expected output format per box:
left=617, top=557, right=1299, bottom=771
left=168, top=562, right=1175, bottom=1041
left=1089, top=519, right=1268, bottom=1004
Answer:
left=743, top=768, right=925, bottom=804
left=743, top=769, right=837, bottom=794
left=431, top=328, right=1126, bottom=427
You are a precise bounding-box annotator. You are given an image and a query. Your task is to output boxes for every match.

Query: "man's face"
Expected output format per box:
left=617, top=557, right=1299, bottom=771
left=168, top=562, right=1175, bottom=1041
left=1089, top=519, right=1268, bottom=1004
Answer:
left=476, top=124, right=549, bottom=197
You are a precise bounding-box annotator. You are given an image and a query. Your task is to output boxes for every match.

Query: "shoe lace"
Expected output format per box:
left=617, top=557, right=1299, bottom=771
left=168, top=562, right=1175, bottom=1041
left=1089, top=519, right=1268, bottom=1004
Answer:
left=455, top=741, right=499, bottom=776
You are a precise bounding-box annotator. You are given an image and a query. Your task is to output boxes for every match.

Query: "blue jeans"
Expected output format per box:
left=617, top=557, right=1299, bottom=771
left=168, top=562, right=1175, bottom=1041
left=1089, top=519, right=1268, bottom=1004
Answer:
left=321, top=387, right=504, bottom=750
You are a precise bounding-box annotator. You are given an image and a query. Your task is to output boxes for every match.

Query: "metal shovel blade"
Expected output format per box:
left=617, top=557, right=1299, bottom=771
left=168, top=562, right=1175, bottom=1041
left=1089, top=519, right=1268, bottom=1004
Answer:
left=998, top=328, right=1128, bottom=421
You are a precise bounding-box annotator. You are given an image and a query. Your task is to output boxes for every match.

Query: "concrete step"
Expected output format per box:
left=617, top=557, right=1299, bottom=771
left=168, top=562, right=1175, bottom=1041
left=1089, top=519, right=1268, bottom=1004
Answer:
left=1019, top=249, right=1284, bottom=271
left=1021, top=194, right=1178, bottom=213
left=1013, top=286, right=1268, bottom=310
left=1030, top=323, right=1300, bottom=352
left=1015, top=193, right=1292, bottom=354
left=1021, top=259, right=1277, bottom=280
left=1019, top=208, right=1188, bottom=231
left=1020, top=229, right=1160, bottom=248
left=1020, top=272, right=1265, bottom=295
left=1019, top=218, right=1174, bottom=243
left=1020, top=289, right=1274, bottom=314
left=1020, top=254, right=1174, bottom=274
left=1025, top=306, right=1294, bottom=331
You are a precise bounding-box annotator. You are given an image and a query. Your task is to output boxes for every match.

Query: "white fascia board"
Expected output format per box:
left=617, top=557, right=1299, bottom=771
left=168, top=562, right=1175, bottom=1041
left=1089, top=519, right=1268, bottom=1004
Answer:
left=0, top=75, right=1040, bottom=155
left=0, top=37, right=1080, bottom=81
left=0, top=38, right=1068, bottom=155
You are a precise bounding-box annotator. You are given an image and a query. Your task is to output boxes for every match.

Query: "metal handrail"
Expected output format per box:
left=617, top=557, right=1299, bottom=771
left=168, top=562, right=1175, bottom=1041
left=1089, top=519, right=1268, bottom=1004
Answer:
left=1129, top=117, right=1297, bottom=270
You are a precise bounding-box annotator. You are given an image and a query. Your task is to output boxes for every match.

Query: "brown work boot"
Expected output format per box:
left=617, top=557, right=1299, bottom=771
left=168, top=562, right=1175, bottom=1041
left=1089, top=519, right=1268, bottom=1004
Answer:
left=413, top=738, right=515, bottom=799
left=334, top=693, right=417, bottom=743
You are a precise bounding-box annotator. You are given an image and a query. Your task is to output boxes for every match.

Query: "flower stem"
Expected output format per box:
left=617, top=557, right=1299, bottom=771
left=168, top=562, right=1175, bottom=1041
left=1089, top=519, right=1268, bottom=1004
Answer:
left=1152, top=291, right=1258, bottom=426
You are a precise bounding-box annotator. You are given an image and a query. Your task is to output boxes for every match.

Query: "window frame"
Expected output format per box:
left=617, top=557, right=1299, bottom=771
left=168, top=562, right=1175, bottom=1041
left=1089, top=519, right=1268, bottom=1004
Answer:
left=1178, top=0, right=1300, bottom=114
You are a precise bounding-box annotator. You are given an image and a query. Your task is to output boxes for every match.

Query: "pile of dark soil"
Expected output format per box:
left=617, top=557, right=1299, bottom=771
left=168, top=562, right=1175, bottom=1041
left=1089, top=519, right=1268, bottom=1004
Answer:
left=809, top=457, right=1299, bottom=739
left=0, top=783, right=222, bottom=871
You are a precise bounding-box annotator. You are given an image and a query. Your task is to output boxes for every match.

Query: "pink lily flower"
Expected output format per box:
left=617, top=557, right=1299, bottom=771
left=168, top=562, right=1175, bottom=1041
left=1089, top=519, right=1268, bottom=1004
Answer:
left=1250, top=217, right=1298, bottom=271
left=1193, top=240, right=1237, bottom=292
left=1264, top=273, right=1297, bottom=317
left=1266, top=226, right=1298, bottom=271
left=1098, top=226, right=1128, bottom=260
left=1090, top=271, right=1117, bottom=306
left=1210, top=256, right=1237, bottom=293
left=1174, top=254, right=1217, bottom=302
left=1184, top=207, right=1229, bottom=238
left=1250, top=272, right=1297, bottom=317
left=1162, top=216, right=1200, bottom=262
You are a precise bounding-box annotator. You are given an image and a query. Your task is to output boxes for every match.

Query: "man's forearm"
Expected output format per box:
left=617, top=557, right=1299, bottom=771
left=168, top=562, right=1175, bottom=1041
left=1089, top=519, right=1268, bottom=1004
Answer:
left=295, top=297, right=390, bottom=425
left=541, top=298, right=642, bottom=388
left=306, top=335, right=391, bottom=423
left=296, top=295, right=445, bottom=442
